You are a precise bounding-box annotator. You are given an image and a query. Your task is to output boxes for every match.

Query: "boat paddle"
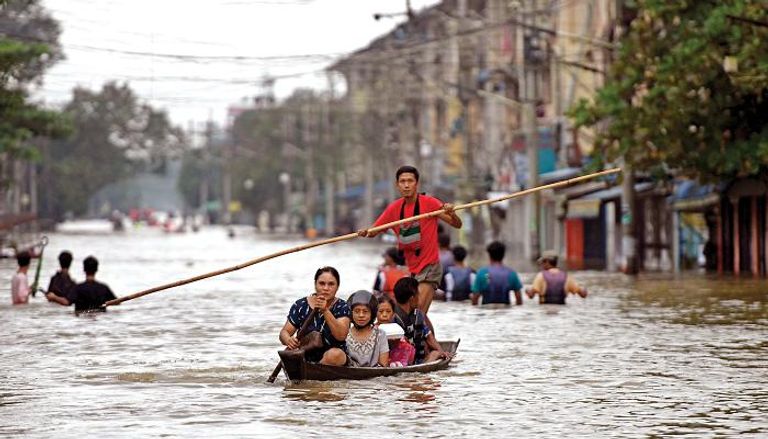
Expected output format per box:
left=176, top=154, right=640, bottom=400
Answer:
left=267, top=307, right=319, bottom=383
left=30, top=236, right=49, bottom=297
left=101, top=168, right=621, bottom=309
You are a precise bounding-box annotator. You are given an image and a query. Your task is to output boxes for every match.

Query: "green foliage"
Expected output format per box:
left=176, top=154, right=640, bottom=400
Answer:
left=229, top=105, right=287, bottom=213
left=0, top=0, right=69, bottom=167
left=40, top=82, right=185, bottom=218
left=569, top=0, right=768, bottom=182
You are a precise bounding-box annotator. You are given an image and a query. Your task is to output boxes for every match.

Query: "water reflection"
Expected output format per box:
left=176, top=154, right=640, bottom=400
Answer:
left=622, top=274, right=768, bottom=325
left=394, top=377, right=440, bottom=404
left=282, top=384, right=347, bottom=403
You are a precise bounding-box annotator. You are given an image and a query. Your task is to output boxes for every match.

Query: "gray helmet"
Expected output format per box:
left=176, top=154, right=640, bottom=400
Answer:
left=347, top=290, right=378, bottom=327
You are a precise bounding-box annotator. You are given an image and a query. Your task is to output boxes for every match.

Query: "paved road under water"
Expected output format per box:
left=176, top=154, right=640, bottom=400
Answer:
left=1, top=227, right=766, bottom=438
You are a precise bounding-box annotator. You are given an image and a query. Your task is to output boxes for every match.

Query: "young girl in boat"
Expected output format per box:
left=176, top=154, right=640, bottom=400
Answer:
left=376, top=295, right=396, bottom=325
left=346, top=290, right=390, bottom=367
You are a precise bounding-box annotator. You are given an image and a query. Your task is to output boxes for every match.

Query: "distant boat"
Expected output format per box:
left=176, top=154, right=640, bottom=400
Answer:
left=55, top=219, right=119, bottom=234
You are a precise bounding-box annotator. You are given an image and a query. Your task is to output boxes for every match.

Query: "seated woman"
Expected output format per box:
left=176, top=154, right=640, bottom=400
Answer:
left=278, top=266, right=350, bottom=366
left=346, top=290, right=389, bottom=367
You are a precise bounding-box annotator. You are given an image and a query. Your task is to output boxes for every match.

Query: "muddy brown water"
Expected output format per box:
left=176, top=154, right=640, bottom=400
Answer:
left=1, top=228, right=766, bottom=437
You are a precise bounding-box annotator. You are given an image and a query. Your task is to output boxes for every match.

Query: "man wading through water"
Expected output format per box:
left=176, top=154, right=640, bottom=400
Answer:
left=358, top=165, right=462, bottom=333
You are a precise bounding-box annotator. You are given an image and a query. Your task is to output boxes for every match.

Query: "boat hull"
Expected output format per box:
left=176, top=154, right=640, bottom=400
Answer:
left=278, top=340, right=459, bottom=382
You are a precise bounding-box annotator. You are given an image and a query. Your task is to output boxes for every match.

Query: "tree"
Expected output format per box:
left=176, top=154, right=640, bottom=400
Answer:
left=570, top=0, right=768, bottom=182
left=0, top=0, right=68, bottom=166
left=229, top=105, right=286, bottom=215
left=41, top=82, right=184, bottom=218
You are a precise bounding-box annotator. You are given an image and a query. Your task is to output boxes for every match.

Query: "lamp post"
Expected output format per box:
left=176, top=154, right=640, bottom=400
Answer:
left=279, top=172, right=291, bottom=232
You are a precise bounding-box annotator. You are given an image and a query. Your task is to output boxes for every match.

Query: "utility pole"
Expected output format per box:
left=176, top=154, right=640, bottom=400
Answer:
left=302, top=103, right=316, bottom=236
left=201, top=121, right=212, bottom=224
left=456, top=0, right=484, bottom=254
left=610, top=0, right=637, bottom=274
left=221, top=130, right=232, bottom=225
left=323, top=75, right=336, bottom=236
left=522, top=0, right=541, bottom=260
left=621, top=160, right=638, bottom=274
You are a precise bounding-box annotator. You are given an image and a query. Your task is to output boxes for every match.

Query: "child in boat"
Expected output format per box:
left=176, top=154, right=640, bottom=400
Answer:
left=376, top=295, right=412, bottom=367
left=392, top=277, right=451, bottom=364
left=346, top=290, right=390, bottom=367
left=376, top=294, right=396, bottom=325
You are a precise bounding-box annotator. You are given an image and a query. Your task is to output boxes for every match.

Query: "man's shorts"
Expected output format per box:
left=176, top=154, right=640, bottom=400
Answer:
left=413, top=262, right=443, bottom=288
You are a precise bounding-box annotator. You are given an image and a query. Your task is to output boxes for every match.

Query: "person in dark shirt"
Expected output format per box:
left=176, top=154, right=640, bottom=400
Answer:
left=48, top=255, right=117, bottom=314
left=46, top=250, right=77, bottom=306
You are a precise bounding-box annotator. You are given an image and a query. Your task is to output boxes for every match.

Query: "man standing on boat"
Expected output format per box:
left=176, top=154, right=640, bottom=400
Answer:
left=358, top=165, right=462, bottom=325
left=526, top=252, right=588, bottom=304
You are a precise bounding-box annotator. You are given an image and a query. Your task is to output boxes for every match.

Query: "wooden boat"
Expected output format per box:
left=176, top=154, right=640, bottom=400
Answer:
left=278, top=340, right=460, bottom=382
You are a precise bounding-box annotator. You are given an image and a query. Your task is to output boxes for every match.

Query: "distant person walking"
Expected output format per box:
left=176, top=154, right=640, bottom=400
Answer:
left=51, top=256, right=117, bottom=313
left=526, top=252, right=587, bottom=305
left=372, top=247, right=409, bottom=300
left=358, top=165, right=462, bottom=324
left=471, top=241, right=523, bottom=306
left=438, top=233, right=455, bottom=270
left=443, top=245, right=475, bottom=302
left=45, top=251, right=77, bottom=306
left=10, top=251, right=31, bottom=305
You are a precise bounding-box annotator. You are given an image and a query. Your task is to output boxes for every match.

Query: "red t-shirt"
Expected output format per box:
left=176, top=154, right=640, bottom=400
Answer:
left=373, top=194, right=443, bottom=274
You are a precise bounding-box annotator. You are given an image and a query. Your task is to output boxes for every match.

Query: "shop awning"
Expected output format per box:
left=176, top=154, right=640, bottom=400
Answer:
left=566, top=182, right=655, bottom=219
left=539, top=167, right=582, bottom=184
left=336, top=180, right=391, bottom=200
left=668, top=180, right=721, bottom=212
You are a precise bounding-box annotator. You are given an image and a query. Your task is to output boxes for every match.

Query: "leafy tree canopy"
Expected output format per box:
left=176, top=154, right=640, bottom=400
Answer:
left=42, top=82, right=184, bottom=218
left=0, top=0, right=69, bottom=160
left=570, top=0, right=768, bottom=182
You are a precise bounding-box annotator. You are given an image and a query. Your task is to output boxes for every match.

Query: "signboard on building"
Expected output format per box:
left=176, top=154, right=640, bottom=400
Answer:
left=566, top=198, right=601, bottom=219
left=510, top=126, right=558, bottom=188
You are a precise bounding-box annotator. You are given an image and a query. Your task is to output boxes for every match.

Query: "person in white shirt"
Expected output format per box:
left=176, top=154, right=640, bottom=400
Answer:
left=11, top=251, right=31, bottom=305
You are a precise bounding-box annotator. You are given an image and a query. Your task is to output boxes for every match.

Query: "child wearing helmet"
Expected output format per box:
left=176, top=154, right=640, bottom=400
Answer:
left=346, top=290, right=390, bottom=367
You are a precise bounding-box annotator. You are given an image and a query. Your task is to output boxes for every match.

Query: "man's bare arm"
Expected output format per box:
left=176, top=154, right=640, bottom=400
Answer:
left=437, top=203, right=462, bottom=228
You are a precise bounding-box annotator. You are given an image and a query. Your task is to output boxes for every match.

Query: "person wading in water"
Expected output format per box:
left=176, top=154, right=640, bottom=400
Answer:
left=526, top=252, right=588, bottom=304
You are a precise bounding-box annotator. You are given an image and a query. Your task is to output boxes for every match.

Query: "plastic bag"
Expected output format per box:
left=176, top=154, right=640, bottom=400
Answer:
left=389, top=336, right=415, bottom=367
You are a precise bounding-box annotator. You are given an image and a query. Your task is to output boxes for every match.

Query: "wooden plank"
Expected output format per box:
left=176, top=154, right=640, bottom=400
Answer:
left=716, top=207, right=723, bottom=274
left=751, top=197, right=759, bottom=276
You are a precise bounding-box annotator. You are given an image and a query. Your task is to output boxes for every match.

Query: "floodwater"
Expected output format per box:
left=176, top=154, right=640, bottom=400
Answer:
left=1, top=227, right=766, bottom=438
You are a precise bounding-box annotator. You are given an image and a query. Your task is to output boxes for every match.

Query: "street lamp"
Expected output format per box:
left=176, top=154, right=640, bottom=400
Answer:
left=373, top=0, right=414, bottom=21
left=279, top=172, right=291, bottom=232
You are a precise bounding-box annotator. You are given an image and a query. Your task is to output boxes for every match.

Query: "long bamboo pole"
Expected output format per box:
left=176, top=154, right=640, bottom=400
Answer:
left=103, top=167, right=621, bottom=308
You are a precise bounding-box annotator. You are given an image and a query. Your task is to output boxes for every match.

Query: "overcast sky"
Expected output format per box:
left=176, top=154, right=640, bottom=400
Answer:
left=35, top=0, right=439, bottom=128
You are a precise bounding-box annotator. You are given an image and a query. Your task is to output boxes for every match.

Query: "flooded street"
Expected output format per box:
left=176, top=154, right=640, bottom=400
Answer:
left=1, top=228, right=766, bottom=438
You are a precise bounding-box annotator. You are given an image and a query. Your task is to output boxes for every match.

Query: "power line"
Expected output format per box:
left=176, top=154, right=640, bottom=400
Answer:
left=64, top=43, right=342, bottom=62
